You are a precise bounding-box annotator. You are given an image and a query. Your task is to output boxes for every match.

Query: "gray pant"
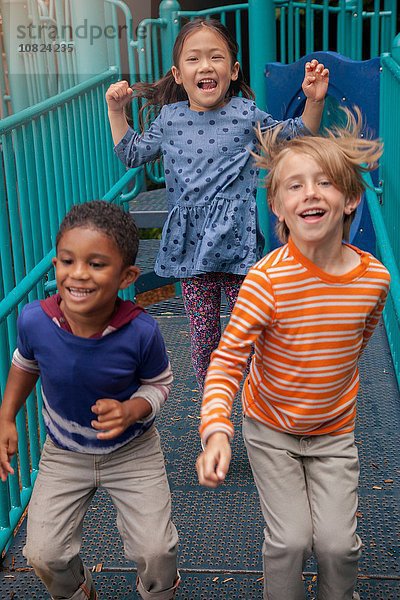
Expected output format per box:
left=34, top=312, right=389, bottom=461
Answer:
left=243, top=417, right=362, bottom=600
left=23, top=427, right=179, bottom=600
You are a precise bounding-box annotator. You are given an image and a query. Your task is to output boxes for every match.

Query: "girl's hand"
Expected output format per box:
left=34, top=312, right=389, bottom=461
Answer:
left=105, top=80, right=133, bottom=113
left=196, top=432, right=232, bottom=488
left=91, top=397, right=151, bottom=440
left=302, top=59, right=329, bottom=103
left=0, top=420, right=18, bottom=481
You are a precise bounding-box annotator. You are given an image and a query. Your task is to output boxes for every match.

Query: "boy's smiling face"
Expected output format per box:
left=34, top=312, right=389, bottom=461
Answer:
left=52, top=227, right=139, bottom=336
left=271, top=150, right=360, bottom=254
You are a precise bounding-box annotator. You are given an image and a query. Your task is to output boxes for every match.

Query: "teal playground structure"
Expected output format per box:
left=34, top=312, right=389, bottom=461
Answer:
left=1, top=1, right=400, bottom=597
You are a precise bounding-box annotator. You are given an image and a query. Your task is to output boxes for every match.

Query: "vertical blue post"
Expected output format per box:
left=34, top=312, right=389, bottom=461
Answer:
left=392, top=33, right=400, bottom=65
left=387, top=1, right=397, bottom=45
left=1, top=0, right=32, bottom=112
left=248, top=0, right=276, bottom=111
left=159, top=0, right=181, bottom=74
left=248, top=0, right=276, bottom=253
left=69, top=0, right=109, bottom=82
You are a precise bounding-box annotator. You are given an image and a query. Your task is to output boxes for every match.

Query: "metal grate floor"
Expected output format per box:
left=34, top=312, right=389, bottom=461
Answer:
left=1, top=300, right=399, bottom=599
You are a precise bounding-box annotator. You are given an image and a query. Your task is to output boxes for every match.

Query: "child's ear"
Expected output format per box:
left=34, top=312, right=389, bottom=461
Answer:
left=52, top=257, right=57, bottom=268
left=120, top=266, right=141, bottom=290
left=231, top=61, right=240, bottom=81
left=270, top=198, right=285, bottom=222
left=171, top=66, right=182, bottom=85
left=344, top=195, right=361, bottom=215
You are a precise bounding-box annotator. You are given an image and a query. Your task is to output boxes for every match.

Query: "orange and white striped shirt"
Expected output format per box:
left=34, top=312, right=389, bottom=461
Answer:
left=200, top=239, right=390, bottom=443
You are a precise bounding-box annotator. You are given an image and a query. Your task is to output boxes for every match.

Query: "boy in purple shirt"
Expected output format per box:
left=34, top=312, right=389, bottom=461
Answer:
left=0, top=201, right=179, bottom=600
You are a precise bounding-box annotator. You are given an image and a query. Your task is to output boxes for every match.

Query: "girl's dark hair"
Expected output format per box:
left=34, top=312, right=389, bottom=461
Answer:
left=132, top=18, right=254, bottom=129
left=56, top=200, right=139, bottom=266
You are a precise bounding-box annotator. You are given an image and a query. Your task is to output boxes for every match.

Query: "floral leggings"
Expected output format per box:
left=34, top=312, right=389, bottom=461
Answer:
left=181, top=272, right=245, bottom=391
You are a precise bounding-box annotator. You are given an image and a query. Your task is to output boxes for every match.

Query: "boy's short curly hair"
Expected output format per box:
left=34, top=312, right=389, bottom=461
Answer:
left=56, top=200, right=139, bottom=266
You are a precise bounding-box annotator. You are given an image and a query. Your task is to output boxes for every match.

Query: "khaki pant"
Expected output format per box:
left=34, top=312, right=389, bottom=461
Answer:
left=243, top=417, right=362, bottom=600
left=24, top=427, right=179, bottom=600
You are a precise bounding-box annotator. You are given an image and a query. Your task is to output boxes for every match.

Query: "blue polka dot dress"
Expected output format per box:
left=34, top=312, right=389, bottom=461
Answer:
left=115, top=97, right=309, bottom=278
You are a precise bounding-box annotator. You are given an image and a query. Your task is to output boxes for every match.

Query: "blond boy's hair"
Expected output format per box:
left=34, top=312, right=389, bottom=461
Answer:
left=255, top=107, right=383, bottom=243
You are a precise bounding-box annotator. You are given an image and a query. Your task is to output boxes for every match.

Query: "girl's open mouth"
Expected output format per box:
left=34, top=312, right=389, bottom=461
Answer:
left=197, top=79, right=217, bottom=90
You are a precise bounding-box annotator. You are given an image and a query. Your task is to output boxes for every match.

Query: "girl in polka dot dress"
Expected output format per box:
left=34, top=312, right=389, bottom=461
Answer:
left=106, top=18, right=329, bottom=390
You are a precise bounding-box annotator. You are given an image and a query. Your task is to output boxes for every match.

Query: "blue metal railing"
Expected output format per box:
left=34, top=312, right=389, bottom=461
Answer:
left=364, top=175, right=400, bottom=390
left=275, top=0, right=397, bottom=63
left=378, top=35, right=400, bottom=388
left=0, top=69, right=124, bottom=295
left=2, top=1, right=397, bottom=114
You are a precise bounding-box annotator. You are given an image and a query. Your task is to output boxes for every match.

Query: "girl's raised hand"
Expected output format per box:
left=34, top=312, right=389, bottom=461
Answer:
left=302, top=59, right=329, bottom=103
left=106, top=80, right=134, bottom=113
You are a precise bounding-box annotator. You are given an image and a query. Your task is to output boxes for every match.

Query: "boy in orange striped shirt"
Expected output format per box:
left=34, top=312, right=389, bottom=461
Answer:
left=196, top=110, right=390, bottom=600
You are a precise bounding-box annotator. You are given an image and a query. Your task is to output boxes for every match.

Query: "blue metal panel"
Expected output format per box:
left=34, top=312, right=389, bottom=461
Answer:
left=264, top=51, right=381, bottom=253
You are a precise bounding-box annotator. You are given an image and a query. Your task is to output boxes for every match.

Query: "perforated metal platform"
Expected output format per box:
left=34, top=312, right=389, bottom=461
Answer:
left=1, top=300, right=399, bottom=599
left=129, top=188, right=167, bottom=228
left=135, top=239, right=176, bottom=294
